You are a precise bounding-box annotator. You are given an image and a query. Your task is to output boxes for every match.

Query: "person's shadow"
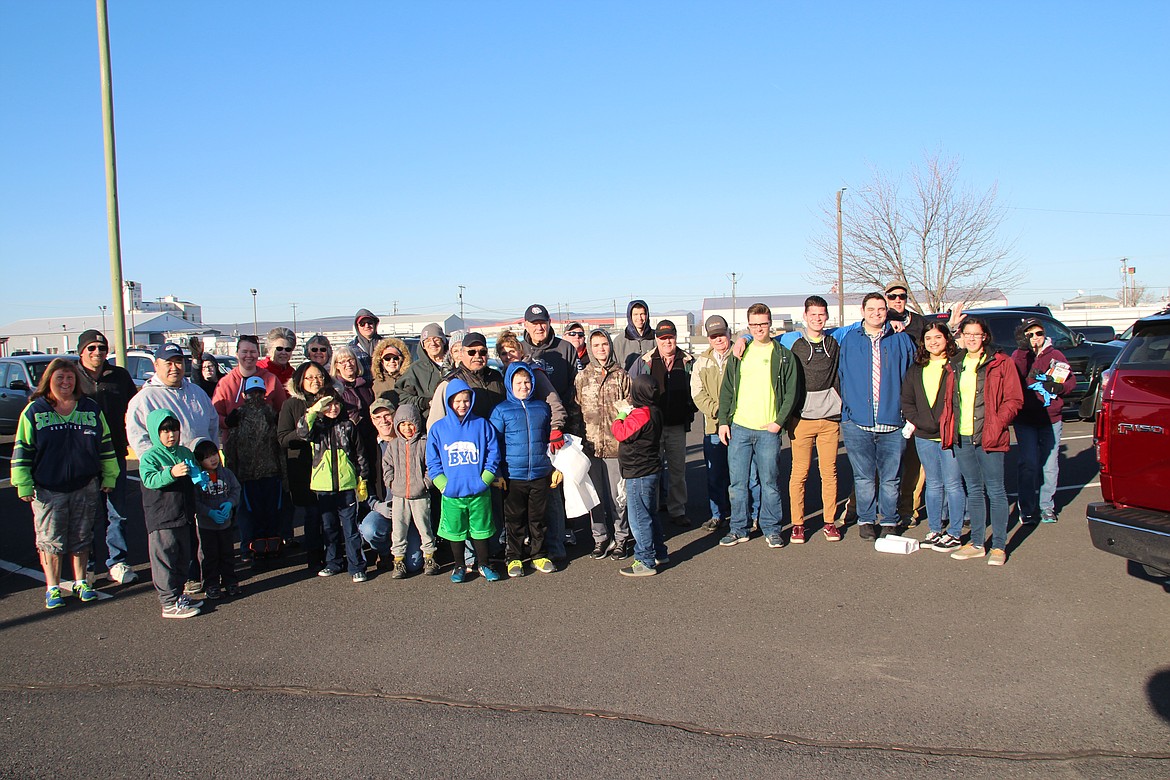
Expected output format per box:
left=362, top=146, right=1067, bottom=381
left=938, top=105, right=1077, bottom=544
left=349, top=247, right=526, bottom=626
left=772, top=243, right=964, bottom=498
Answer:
left=1146, top=668, right=1170, bottom=723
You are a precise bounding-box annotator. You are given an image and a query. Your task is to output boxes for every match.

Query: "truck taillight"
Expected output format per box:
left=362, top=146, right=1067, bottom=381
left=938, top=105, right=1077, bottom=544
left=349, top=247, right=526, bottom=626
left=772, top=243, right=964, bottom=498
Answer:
left=1094, top=399, right=1109, bottom=474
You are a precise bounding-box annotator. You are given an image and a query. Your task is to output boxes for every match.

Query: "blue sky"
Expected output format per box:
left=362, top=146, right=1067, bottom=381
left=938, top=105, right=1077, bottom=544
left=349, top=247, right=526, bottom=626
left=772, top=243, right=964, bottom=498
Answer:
left=2, top=1, right=1167, bottom=327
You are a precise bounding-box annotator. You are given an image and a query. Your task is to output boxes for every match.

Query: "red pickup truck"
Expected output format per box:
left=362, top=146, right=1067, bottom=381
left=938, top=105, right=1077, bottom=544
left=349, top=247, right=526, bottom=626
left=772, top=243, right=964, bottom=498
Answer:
left=1087, top=311, right=1170, bottom=577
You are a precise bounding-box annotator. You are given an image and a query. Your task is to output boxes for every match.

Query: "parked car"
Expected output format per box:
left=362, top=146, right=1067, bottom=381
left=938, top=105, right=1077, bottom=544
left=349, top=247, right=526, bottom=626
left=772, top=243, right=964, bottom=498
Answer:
left=0, top=354, right=79, bottom=434
left=1086, top=311, right=1170, bottom=579
left=961, top=308, right=1123, bottom=419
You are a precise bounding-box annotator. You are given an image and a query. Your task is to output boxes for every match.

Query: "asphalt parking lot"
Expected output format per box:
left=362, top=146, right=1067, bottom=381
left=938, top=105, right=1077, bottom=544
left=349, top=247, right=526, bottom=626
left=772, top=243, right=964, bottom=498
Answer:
left=1, top=422, right=1167, bottom=778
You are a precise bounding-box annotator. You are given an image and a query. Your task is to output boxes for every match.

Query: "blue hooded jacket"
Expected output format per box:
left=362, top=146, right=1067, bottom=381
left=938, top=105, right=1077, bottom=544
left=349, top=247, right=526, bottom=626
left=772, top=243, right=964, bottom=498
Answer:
left=489, top=362, right=553, bottom=482
left=837, top=323, right=915, bottom=427
left=426, top=378, right=501, bottom=498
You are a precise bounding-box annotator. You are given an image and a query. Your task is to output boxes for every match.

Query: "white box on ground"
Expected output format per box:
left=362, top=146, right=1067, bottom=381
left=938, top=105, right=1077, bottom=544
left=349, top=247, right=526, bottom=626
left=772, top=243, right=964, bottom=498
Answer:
left=874, top=535, right=920, bottom=554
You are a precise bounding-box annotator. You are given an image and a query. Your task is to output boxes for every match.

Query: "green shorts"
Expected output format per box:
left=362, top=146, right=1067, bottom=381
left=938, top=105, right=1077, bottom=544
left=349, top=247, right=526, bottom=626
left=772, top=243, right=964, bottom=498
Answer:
left=438, top=492, right=494, bottom=542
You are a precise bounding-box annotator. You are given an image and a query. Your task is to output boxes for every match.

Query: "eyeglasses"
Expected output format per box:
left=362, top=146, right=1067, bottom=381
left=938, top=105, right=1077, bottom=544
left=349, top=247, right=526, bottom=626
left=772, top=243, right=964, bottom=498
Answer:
left=309, top=347, right=328, bottom=353
left=274, top=346, right=294, bottom=353
left=886, top=293, right=908, bottom=301
left=382, top=354, right=402, bottom=362
left=1027, top=331, right=1045, bottom=338
left=566, top=331, right=585, bottom=338
left=465, top=349, right=488, bottom=356
left=84, top=345, right=109, bottom=353
left=748, top=321, right=770, bottom=329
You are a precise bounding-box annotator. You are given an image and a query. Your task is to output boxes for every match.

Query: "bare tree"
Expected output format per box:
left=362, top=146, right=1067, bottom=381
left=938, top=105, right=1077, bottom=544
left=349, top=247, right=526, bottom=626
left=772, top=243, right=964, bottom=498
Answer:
left=1117, top=283, right=1155, bottom=306
left=810, top=153, right=1022, bottom=314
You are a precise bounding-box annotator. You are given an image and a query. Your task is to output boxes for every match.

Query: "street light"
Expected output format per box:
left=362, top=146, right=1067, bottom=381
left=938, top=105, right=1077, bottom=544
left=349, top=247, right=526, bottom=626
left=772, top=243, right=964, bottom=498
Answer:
left=250, top=288, right=258, bottom=336
left=99, top=305, right=107, bottom=332
left=837, top=187, right=846, bottom=327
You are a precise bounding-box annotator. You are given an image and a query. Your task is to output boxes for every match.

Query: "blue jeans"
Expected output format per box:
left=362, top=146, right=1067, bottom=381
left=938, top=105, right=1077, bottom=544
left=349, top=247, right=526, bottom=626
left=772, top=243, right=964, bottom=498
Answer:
left=954, top=436, right=1008, bottom=551
left=359, top=509, right=423, bottom=570
left=914, top=438, right=965, bottom=538
left=1015, top=420, right=1062, bottom=517
left=318, top=490, right=363, bottom=574
left=626, top=473, right=666, bottom=568
left=841, top=421, right=905, bottom=526
left=728, top=424, right=783, bottom=537
left=89, top=459, right=131, bottom=572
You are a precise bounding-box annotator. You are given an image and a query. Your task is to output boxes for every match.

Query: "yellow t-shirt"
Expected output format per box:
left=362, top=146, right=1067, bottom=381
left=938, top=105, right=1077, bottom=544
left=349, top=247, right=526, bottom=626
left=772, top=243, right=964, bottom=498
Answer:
left=732, top=341, right=776, bottom=431
left=959, top=353, right=983, bottom=437
left=921, top=357, right=947, bottom=442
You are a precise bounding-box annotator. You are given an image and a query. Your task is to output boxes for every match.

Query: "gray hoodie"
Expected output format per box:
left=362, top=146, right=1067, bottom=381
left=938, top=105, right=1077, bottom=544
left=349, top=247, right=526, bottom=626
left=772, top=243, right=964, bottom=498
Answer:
left=382, top=403, right=430, bottom=499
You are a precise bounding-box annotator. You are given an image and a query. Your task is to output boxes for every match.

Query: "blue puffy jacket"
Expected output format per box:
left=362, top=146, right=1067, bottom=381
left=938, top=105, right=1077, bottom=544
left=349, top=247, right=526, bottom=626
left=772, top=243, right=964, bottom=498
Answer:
left=426, top=379, right=501, bottom=498
left=489, top=363, right=553, bottom=481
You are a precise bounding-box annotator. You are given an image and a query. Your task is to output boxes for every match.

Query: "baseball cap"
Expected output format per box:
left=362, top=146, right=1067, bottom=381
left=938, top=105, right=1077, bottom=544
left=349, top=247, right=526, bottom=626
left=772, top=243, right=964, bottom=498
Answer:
left=655, top=320, right=677, bottom=339
left=243, top=376, right=266, bottom=394
left=703, top=315, right=729, bottom=338
left=370, top=397, right=395, bottom=415
left=884, top=280, right=909, bottom=294
left=154, top=343, right=184, bottom=361
left=463, top=332, right=488, bottom=349
left=524, top=304, right=550, bottom=323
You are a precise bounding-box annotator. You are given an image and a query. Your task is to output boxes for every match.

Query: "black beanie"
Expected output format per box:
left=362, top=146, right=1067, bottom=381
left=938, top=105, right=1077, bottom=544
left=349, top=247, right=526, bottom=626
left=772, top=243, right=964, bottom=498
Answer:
left=77, top=329, right=108, bottom=352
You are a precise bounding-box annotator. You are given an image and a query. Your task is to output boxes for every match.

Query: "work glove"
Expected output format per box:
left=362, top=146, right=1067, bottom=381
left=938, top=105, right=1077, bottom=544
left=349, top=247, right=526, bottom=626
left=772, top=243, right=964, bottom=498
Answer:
left=186, top=460, right=210, bottom=490
left=355, top=479, right=368, bottom=502
left=550, top=470, right=563, bottom=489
left=549, top=429, right=566, bottom=453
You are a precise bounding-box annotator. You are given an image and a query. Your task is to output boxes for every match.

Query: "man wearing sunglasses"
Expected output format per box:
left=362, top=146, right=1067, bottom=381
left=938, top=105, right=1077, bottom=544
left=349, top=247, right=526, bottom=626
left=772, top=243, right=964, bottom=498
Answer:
left=348, top=308, right=384, bottom=378
left=257, top=326, right=297, bottom=385
left=75, top=329, right=140, bottom=585
left=563, top=322, right=588, bottom=371
left=884, top=282, right=928, bottom=527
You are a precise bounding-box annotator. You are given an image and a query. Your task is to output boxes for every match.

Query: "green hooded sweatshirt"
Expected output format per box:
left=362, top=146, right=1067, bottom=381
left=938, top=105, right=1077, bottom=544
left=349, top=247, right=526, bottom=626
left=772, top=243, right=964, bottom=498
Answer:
left=139, top=408, right=197, bottom=532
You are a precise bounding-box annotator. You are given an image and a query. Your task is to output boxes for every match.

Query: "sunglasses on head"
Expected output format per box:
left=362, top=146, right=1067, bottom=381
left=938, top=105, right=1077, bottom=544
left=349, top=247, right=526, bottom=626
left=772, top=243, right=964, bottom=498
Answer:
left=84, top=344, right=109, bottom=353
left=465, top=348, right=488, bottom=356
left=886, top=292, right=908, bottom=300
left=274, top=346, right=294, bottom=352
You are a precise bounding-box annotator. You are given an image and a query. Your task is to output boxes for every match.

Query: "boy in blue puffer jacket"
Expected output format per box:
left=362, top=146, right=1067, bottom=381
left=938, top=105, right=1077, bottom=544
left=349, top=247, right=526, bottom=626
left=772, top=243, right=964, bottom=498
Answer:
left=426, top=379, right=502, bottom=583
left=490, top=362, right=559, bottom=578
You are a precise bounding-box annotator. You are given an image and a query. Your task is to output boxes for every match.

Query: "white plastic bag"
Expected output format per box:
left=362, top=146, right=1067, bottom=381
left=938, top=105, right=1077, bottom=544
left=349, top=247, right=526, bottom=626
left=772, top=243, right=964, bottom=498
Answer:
left=551, top=434, right=600, bottom=516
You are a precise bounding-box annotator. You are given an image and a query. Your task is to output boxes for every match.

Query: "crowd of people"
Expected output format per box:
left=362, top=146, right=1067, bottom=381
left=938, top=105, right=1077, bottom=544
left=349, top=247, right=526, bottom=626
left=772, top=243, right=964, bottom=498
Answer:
left=10, top=286, right=1075, bottom=617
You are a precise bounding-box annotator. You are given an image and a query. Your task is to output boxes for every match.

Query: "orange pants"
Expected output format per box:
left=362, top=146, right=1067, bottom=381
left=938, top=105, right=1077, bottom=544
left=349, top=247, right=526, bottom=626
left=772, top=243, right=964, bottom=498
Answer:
left=787, top=418, right=840, bottom=526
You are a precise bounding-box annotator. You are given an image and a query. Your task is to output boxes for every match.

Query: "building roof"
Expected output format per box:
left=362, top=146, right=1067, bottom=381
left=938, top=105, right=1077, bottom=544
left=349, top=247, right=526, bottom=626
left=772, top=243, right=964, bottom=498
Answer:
left=702, top=287, right=1008, bottom=313
left=0, top=311, right=201, bottom=338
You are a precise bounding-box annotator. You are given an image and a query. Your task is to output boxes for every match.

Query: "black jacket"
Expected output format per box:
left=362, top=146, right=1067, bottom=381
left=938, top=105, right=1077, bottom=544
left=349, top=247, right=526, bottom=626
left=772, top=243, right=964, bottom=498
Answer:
left=76, top=361, right=137, bottom=457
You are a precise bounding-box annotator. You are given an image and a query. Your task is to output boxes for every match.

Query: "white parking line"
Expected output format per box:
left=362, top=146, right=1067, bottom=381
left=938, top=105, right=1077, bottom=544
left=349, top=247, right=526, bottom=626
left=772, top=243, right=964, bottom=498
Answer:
left=1061, top=435, right=1095, bottom=441
left=0, top=559, right=114, bottom=599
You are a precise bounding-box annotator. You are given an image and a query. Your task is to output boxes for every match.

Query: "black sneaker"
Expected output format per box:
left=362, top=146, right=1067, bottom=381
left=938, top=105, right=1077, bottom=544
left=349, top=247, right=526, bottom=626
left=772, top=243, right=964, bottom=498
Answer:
left=931, top=533, right=962, bottom=552
left=858, top=523, right=878, bottom=541
left=589, top=542, right=611, bottom=560
left=225, top=583, right=241, bottom=597
left=611, top=540, right=633, bottom=560
left=920, top=531, right=943, bottom=550
left=204, top=585, right=223, bottom=600
left=701, top=518, right=724, bottom=532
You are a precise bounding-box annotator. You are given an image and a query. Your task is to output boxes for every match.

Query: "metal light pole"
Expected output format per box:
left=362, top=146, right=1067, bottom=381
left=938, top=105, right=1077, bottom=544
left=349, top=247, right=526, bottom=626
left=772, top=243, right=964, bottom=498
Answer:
left=99, top=305, right=107, bottom=332
left=291, top=302, right=298, bottom=334
left=727, top=272, right=739, bottom=333
left=458, top=285, right=466, bottom=323
left=126, top=280, right=137, bottom=346
left=837, top=187, right=846, bottom=327
left=250, top=288, right=258, bottom=336
left=97, top=0, right=128, bottom=365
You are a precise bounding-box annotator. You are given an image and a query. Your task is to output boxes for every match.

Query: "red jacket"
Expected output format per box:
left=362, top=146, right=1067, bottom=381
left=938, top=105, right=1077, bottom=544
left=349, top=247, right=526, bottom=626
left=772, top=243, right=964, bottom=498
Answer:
left=211, top=367, right=288, bottom=433
left=949, top=350, right=1023, bottom=453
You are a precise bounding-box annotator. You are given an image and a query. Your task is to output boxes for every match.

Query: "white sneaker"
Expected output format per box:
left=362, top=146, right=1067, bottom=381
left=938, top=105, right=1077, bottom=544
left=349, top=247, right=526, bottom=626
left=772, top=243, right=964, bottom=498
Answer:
left=109, top=563, right=137, bottom=584
left=162, top=602, right=200, bottom=619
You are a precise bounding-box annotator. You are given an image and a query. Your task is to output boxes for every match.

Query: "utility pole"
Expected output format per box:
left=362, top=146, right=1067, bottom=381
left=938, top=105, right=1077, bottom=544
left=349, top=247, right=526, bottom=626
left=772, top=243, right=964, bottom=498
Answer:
left=727, top=272, right=739, bottom=333
left=837, top=187, right=846, bottom=327
left=291, top=302, right=298, bottom=334
left=1120, top=258, right=1128, bottom=307
left=97, top=0, right=128, bottom=366
left=250, top=288, right=258, bottom=336
left=612, top=299, right=618, bottom=329
left=392, top=300, right=399, bottom=316
left=458, top=285, right=465, bottom=323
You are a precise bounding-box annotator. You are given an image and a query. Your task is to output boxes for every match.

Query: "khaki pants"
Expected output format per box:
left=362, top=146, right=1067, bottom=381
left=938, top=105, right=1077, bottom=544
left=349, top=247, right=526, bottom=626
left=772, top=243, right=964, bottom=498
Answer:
left=787, top=418, right=839, bottom=526
left=898, top=439, right=926, bottom=522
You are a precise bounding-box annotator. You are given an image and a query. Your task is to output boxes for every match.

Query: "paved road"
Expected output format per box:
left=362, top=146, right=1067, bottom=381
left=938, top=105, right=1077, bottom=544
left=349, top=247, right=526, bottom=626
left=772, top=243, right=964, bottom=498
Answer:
left=1, top=422, right=1167, bottom=778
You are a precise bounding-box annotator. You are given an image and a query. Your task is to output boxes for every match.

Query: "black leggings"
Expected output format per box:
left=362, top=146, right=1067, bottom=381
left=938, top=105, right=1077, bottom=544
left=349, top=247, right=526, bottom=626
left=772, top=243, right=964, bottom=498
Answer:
left=450, top=539, right=490, bottom=569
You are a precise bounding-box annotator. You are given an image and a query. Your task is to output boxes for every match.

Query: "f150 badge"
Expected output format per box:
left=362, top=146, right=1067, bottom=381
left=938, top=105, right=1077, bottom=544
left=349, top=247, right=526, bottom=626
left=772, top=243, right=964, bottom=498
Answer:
left=1116, top=423, right=1166, bottom=435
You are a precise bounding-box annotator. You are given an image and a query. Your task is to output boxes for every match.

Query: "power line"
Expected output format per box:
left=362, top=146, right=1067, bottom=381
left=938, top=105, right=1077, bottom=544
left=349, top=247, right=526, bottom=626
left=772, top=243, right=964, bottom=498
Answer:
left=1009, top=206, right=1170, bottom=218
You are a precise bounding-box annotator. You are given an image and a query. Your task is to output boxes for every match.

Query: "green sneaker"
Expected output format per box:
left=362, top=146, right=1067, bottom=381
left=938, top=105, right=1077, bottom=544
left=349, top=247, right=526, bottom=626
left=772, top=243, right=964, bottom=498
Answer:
left=73, top=581, right=98, bottom=603
left=45, top=586, right=65, bottom=609
left=532, top=557, right=556, bottom=574
left=507, top=560, right=524, bottom=578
